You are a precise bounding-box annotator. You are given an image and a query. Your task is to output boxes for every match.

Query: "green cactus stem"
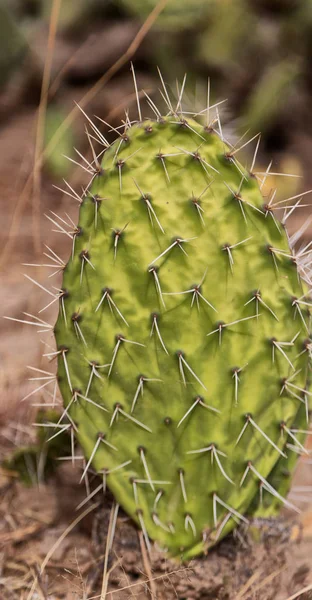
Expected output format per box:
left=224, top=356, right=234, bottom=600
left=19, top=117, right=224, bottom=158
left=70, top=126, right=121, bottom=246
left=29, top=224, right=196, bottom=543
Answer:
left=51, top=76, right=311, bottom=559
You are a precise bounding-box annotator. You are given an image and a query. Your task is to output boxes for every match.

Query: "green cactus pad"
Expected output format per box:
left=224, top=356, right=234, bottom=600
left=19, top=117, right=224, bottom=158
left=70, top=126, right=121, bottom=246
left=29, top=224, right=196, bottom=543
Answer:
left=54, top=111, right=311, bottom=559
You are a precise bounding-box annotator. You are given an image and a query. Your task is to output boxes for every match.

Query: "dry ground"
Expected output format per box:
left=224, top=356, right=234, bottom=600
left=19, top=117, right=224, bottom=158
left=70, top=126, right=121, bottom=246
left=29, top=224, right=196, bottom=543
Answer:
left=1, top=456, right=312, bottom=599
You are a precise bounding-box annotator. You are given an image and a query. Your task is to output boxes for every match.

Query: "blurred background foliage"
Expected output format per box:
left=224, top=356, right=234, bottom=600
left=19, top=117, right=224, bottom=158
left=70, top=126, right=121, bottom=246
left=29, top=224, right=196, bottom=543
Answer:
left=3, top=409, right=71, bottom=486
left=1, top=0, right=312, bottom=170
left=0, top=0, right=311, bottom=253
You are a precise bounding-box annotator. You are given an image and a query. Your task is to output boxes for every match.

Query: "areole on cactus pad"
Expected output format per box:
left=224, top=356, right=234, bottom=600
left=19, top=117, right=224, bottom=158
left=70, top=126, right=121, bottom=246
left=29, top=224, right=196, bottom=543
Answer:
left=53, top=72, right=311, bottom=560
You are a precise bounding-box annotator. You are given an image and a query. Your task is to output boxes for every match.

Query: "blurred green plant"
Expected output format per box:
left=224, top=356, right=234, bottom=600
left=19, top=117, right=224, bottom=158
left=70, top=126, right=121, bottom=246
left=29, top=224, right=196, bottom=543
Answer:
left=2, top=0, right=311, bottom=178
left=0, top=2, right=29, bottom=86
left=197, top=0, right=255, bottom=71
left=2, top=410, right=71, bottom=485
left=243, top=60, right=300, bottom=132
left=44, top=105, right=74, bottom=177
left=117, top=0, right=212, bottom=29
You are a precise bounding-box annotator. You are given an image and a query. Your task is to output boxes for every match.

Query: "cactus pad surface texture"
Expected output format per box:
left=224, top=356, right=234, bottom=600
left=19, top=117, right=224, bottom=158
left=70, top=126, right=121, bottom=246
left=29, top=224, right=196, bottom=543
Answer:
left=54, top=79, right=311, bottom=560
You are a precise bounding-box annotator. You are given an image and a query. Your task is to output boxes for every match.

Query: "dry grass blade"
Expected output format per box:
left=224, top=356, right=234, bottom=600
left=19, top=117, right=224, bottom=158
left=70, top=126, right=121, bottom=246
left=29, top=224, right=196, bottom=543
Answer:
left=235, top=569, right=262, bottom=599
left=0, top=0, right=167, bottom=269
left=88, top=568, right=189, bottom=598
left=139, top=531, right=157, bottom=599
left=40, top=501, right=100, bottom=573
left=25, top=502, right=100, bottom=600
left=42, top=0, right=168, bottom=165
left=0, top=0, right=62, bottom=268
left=235, top=566, right=286, bottom=599
left=0, top=522, right=44, bottom=545
left=29, top=566, right=47, bottom=600
left=284, top=583, right=312, bottom=600
left=100, top=502, right=119, bottom=600
left=32, top=0, right=62, bottom=254
left=0, top=172, right=33, bottom=269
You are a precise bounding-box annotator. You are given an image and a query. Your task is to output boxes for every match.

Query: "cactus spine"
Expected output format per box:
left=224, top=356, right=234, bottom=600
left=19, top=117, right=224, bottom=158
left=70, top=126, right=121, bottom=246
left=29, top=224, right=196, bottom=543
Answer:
left=52, top=74, right=311, bottom=560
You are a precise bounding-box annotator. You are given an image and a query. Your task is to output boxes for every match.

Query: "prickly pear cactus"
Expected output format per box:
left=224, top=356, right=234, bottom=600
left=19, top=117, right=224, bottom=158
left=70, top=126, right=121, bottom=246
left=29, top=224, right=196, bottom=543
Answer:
left=54, top=84, right=311, bottom=559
